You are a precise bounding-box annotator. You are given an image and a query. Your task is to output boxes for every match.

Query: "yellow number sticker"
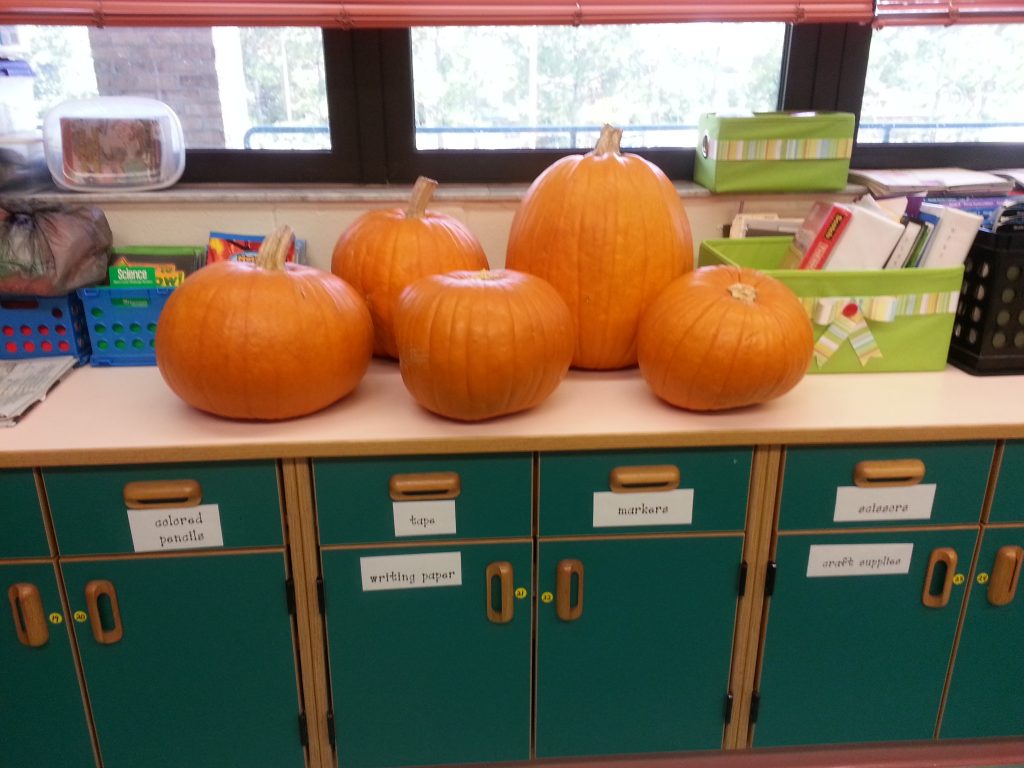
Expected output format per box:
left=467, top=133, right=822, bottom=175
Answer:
left=514, top=587, right=528, bottom=600
left=978, top=572, right=990, bottom=584
left=953, top=573, right=965, bottom=586
left=48, top=612, right=64, bottom=625
left=541, top=591, right=554, bottom=603
left=73, top=611, right=88, bottom=623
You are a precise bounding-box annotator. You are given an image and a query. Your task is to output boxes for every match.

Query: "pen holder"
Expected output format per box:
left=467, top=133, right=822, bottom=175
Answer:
left=948, top=228, right=1024, bottom=375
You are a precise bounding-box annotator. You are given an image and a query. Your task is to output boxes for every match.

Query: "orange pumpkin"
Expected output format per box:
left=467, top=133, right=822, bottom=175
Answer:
left=394, top=269, right=575, bottom=421
left=637, top=265, right=813, bottom=412
left=505, top=124, right=693, bottom=371
left=156, top=225, right=373, bottom=421
left=331, top=176, right=489, bottom=359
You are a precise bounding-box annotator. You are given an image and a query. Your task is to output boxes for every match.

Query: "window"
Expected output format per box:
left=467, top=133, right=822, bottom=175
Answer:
left=410, top=23, right=786, bottom=151
left=859, top=24, right=1024, bottom=144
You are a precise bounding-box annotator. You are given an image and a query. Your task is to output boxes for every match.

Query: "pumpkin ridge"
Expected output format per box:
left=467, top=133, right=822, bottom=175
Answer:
left=654, top=290, right=720, bottom=397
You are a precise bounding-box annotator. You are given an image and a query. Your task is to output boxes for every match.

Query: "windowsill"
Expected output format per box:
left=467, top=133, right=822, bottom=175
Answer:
left=0, top=179, right=867, bottom=206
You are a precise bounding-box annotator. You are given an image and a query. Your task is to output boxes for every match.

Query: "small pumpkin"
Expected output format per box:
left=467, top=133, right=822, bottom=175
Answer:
left=394, top=269, right=574, bottom=422
left=637, top=265, right=813, bottom=412
left=506, top=123, right=693, bottom=371
left=156, top=225, right=373, bottom=420
left=331, top=176, right=489, bottom=359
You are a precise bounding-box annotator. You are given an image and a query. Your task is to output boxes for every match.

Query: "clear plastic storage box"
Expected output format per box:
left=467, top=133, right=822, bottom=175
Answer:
left=42, top=96, right=185, bottom=192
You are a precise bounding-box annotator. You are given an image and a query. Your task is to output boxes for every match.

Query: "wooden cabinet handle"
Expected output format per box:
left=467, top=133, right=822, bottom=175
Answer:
left=853, top=459, right=925, bottom=487
left=609, top=465, right=680, bottom=493
left=555, top=559, right=584, bottom=621
left=7, top=583, right=49, bottom=648
left=922, top=547, right=958, bottom=608
left=389, top=472, right=461, bottom=501
left=988, top=545, right=1024, bottom=607
left=486, top=561, right=514, bottom=624
left=123, top=479, right=202, bottom=509
left=85, top=580, right=124, bottom=645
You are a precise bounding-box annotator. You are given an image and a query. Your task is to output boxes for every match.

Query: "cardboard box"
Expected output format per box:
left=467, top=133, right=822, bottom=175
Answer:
left=699, top=237, right=963, bottom=373
left=694, top=112, right=855, bottom=193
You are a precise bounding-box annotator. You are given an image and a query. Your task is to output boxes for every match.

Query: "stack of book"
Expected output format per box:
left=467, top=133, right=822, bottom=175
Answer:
left=785, top=198, right=983, bottom=271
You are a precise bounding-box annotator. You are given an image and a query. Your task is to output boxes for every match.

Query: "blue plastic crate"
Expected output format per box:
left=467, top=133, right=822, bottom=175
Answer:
left=0, top=293, right=91, bottom=363
left=77, top=287, right=174, bottom=366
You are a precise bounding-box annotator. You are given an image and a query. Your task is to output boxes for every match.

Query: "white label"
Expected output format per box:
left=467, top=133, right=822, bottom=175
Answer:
left=592, top=489, right=694, bottom=528
left=392, top=500, right=457, bottom=537
left=360, top=551, right=463, bottom=591
left=127, top=503, right=224, bottom=553
left=833, top=484, right=936, bottom=522
left=806, top=543, right=914, bottom=577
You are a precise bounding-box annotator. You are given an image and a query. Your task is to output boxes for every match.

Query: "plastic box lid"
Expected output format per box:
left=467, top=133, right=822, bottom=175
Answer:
left=42, top=96, right=185, bottom=192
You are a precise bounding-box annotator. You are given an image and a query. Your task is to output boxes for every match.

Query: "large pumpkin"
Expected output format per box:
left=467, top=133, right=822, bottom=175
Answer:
left=331, top=176, right=489, bottom=359
left=156, top=225, right=373, bottom=420
left=505, top=124, right=693, bottom=370
left=637, top=265, right=813, bottom=411
left=394, top=269, right=574, bottom=421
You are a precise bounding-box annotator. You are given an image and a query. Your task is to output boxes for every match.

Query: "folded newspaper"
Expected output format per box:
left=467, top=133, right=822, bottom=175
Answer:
left=0, top=357, right=77, bottom=427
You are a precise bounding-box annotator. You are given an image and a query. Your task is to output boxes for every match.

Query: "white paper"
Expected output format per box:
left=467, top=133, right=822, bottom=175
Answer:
left=360, top=552, right=463, bottom=591
left=833, top=484, right=936, bottom=522
left=127, top=503, right=224, bottom=552
left=806, top=543, right=914, bottom=577
left=392, top=500, right=457, bottom=537
left=592, top=489, right=694, bottom=527
left=0, top=356, right=77, bottom=426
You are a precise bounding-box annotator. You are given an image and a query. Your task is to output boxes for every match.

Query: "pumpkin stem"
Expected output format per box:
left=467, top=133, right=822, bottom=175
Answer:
left=593, top=124, right=623, bottom=156
left=256, top=224, right=295, bottom=271
left=727, top=283, right=758, bottom=304
left=406, top=176, right=439, bottom=218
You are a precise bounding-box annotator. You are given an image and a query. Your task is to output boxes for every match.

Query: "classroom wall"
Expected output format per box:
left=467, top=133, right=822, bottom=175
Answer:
left=83, top=184, right=862, bottom=271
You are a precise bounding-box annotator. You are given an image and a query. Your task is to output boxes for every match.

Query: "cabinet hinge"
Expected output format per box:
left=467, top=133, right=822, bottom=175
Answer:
left=298, top=712, right=309, bottom=747
left=286, top=578, right=296, bottom=615
left=738, top=561, right=748, bottom=597
left=724, top=692, right=734, bottom=724
left=749, top=692, right=761, bottom=725
left=764, top=561, right=777, bottom=598
left=317, top=576, right=326, bottom=615
left=327, top=709, right=337, bottom=749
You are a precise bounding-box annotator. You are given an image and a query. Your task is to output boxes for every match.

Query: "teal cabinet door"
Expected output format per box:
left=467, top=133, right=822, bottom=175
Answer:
left=990, top=441, right=1024, bottom=523
left=942, top=526, right=1024, bottom=738
left=1, top=469, right=49, bottom=558
left=61, top=553, right=304, bottom=768
left=1, top=563, right=95, bottom=768
left=780, top=443, right=993, bottom=530
left=314, top=454, right=532, bottom=544
left=323, top=542, right=532, bottom=768
left=754, top=529, right=977, bottom=747
left=536, top=535, right=742, bottom=758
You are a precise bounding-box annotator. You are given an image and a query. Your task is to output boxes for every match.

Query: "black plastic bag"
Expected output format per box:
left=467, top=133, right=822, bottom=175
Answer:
left=0, top=205, right=112, bottom=296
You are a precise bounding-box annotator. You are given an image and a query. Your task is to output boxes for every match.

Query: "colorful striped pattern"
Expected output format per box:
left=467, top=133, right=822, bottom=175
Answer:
left=813, top=302, right=882, bottom=367
left=803, top=292, right=959, bottom=326
left=704, top=136, right=853, bottom=161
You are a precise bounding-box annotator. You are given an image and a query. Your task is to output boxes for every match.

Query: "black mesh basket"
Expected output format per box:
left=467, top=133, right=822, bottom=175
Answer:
left=948, top=228, right=1024, bottom=375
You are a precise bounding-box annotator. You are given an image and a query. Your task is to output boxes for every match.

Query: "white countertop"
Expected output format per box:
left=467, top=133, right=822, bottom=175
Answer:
left=4, top=360, right=1023, bottom=468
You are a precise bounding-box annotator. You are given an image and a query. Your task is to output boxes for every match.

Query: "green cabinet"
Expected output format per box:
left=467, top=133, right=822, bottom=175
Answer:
left=322, top=543, right=532, bottom=768
left=1, top=469, right=49, bottom=558
left=989, top=440, right=1024, bottom=524
left=942, top=526, right=1024, bottom=739
left=37, top=460, right=305, bottom=768
left=535, top=448, right=751, bottom=759
left=61, top=553, right=305, bottom=768
left=2, top=562, right=95, bottom=768
left=754, top=441, right=993, bottom=747
left=315, top=454, right=533, bottom=768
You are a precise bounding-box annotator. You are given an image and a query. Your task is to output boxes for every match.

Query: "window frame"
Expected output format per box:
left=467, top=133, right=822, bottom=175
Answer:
left=174, top=22, right=1024, bottom=184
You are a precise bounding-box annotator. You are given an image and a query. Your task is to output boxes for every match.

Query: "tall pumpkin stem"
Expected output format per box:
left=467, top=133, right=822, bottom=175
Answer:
left=256, top=224, right=295, bottom=271
left=593, top=124, right=623, bottom=156
left=406, top=176, right=439, bottom=218
left=728, top=283, right=758, bottom=304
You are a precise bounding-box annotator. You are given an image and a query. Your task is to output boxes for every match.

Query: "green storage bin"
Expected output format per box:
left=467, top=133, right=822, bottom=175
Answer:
left=694, top=111, right=854, bottom=193
left=699, top=237, right=963, bottom=373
